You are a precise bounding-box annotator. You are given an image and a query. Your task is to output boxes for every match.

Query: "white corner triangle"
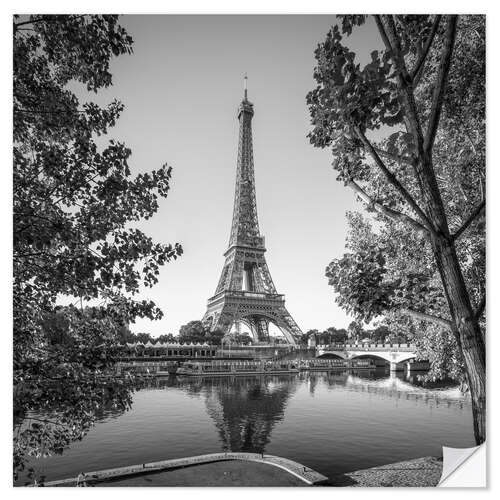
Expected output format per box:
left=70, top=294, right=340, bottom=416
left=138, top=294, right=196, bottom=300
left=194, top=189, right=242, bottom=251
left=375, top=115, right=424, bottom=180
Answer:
left=438, top=444, right=486, bottom=487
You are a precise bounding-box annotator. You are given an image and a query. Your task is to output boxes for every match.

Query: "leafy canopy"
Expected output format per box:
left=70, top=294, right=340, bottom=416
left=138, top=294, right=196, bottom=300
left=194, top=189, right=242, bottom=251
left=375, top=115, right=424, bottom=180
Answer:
left=307, top=15, right=485, bottom=381
left=178, top=320, right=225, bottom=345
left=13, top=15, right=182, bottom=481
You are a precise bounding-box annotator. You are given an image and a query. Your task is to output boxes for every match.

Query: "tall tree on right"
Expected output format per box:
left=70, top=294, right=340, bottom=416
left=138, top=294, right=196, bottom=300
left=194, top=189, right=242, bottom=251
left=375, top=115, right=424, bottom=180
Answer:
left=307, top=15, right=485, bottom=443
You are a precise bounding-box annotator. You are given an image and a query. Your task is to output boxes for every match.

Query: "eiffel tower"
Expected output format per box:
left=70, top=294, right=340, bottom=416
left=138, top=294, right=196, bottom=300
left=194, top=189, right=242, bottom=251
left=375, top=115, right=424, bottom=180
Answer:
left=202, top=77, right=302, bottom=345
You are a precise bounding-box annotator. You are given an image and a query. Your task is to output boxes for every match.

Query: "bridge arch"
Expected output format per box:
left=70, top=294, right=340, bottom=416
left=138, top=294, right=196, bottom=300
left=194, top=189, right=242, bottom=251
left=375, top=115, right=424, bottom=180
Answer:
left=316, top=351, right=348, bottom=360
left=316, top=346, right=418, bottom=365
left=348, top=353, right=390, bottom=366
left=349, top=352, right=416, bottom=363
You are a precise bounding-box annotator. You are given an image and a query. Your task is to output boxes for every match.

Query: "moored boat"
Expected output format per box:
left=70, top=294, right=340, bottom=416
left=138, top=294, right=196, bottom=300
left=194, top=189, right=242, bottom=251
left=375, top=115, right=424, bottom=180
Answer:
left=176, top=360, right=299, bottom=377
left=350, top=359, right=376, bottom=369
left=299, top=358, right=377, bottom=371
left=299, top=359, right=348, bottom=371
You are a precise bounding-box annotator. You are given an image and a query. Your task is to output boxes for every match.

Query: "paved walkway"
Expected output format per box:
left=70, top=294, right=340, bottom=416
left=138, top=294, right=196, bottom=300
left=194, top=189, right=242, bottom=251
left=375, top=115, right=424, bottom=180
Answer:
left=102, top=460, right=307, bottom=487
left=42, top=452, right=328, bottom=487
left=330, top=457, right=443, bottom=487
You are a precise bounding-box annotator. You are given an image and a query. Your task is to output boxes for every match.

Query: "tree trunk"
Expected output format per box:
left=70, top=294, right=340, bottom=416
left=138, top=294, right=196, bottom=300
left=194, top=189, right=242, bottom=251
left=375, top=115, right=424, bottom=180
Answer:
left=408, top=145, right=485, bottom=443
left=378, top=13, right=485, bottom=444
left=432, top=235, right=486, bottom=444
left=406, top=107, right=485, bottom=444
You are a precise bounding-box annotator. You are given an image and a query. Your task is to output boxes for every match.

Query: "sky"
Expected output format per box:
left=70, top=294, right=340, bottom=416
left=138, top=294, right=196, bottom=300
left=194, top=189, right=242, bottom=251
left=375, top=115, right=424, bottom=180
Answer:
left=79, top=15, right=381, bottom=337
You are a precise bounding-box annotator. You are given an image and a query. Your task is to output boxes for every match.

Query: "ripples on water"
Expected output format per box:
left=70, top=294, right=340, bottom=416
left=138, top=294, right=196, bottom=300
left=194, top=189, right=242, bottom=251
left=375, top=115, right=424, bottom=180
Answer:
left=17, top=370, right=474, bottom=484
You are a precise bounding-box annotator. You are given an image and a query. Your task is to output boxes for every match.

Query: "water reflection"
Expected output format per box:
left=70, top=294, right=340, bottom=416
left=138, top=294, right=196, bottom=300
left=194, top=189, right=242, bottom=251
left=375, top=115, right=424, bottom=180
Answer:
left=302, top=370, right=467, bottom=412
left=94, top=370, right=468, bottom=432
left=139, top=370, right=467, bottom=453
left=202, top=376, right=297, bottom=453
left=143, top=375, right=297, bottom=453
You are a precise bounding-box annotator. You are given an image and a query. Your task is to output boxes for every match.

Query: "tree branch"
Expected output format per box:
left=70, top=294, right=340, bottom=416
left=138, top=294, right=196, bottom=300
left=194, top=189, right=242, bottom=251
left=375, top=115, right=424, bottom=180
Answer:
left=378, top=16, right=426, bottom=150
left=401, top=308, right=452, bottom=330
left=13, top=17, right=50, bottom=29
left=452, top=200, right=485, bottom=241
left=373, top=15, right=394, bottom=53
left=381, top=15, right=412, bottom=82
left=23, top=416, right=67, bottom=428
left=13, top=15, right=86, bottom=31
left=424, top=15, right=458, bottom=153
left=14, top=107, right=85, bottom=115
left=355, top=126, right=435, bottom=233
left=346, top=179, right=429, bottom=237
left=373, top=146, right=412, bottom=165
left=411, top=15, right=442, bottom=85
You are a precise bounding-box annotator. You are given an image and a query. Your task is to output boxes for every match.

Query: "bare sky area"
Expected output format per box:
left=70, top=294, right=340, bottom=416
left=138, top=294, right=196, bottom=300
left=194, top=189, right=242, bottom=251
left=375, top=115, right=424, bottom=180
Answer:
left=75, top=15, right=382, bottom=336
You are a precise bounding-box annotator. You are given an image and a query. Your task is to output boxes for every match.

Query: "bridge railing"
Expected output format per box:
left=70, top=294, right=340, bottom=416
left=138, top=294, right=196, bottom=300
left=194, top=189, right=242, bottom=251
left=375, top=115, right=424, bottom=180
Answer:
left=318, top=343, right=416, bottom=351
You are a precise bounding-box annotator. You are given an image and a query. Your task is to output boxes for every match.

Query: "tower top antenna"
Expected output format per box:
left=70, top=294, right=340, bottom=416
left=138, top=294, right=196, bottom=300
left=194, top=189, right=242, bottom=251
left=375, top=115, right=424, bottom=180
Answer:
left=244, top=73, right=248, bottom=100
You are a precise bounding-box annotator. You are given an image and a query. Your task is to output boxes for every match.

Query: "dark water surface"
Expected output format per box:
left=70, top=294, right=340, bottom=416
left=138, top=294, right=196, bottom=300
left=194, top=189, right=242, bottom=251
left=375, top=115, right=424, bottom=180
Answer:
left=18, top=370, right=475, bottom=484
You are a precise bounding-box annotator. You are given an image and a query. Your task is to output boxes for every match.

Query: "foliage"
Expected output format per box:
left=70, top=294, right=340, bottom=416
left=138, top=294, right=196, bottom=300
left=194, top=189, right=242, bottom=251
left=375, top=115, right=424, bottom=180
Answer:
left=116, top=328, right=178, bottom=344
left=178, top=320, right=225, bottom=345
left=367, top=325, right=391, bottom=343
left=301, top=328, right=319, bottom=344
left=13, top=15, right=182, bottom=480
left=225, top=333, right=253, bottom=345
left=302, top=329, right=320, bottom=345
left=157, top=333, right=177, bottom=343
left=327, top=247, right=395, bottom=321
left=307, top=15, right=484, bottom=364
left=302, top=327, right=349, bottom=345
left=331, top=328, right=349, bottom=343
left=178, top=320, right=205, bottom=343
left=347, top=321, right=363, bottom=340
left=322, top=326, right=349, bottom=344
left=307, top=15, right=485, bottom=442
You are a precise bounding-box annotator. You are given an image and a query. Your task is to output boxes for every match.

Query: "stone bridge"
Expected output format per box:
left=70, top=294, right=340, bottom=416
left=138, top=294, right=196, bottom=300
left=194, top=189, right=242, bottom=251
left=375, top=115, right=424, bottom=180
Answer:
left=316, top=343, right=418, bottom=371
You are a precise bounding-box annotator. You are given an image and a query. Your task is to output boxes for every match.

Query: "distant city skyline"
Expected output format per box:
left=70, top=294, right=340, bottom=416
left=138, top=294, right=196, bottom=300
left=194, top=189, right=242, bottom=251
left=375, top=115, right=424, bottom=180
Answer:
left=73, top=15, right=382, bottom=336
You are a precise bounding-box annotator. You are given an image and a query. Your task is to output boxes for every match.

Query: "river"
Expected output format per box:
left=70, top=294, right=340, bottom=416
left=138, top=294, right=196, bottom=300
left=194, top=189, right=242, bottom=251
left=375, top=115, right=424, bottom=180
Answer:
left=17, top=369, right=475, bottom=484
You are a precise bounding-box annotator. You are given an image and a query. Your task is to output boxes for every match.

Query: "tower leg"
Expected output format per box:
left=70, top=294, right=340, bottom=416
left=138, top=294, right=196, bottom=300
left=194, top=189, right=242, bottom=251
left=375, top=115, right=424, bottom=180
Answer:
left=273, top=307, right=301, bottom=345
left=202, top=308, right=234, bottom=337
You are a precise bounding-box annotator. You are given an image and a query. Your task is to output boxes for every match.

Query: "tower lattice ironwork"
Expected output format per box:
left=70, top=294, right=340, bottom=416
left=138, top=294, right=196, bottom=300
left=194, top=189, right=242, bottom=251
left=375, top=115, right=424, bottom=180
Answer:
left=202, top=78, right=302, bottom=344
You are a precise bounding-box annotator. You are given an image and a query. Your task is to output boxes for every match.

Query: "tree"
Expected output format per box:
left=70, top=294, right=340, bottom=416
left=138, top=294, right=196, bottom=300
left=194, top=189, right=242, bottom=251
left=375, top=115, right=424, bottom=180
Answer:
left=327, top=327, right=348, bottom=344
left=157, top=333, right=177, bottom=343
left=13, top=15, right=182, bottom=480
left=178, top=321, right=225, bottom=346
left=225, top=332, right=252, bottom=345
left=303, top=328, right=319, bottom=345
left=178, top=320, right=206, bottom=344
left=347, top=321, right=363, bottom=341
left=307, top=15, right=485, bottom=443
left=340, top=213, right=465, bottom=380
left=116, top=323, right=136, bottom=343
left=134, top=332, right=155, bottom=344
left=369, top=325, right=391, bottom=343
left=206, top=328, right=225, bottom=346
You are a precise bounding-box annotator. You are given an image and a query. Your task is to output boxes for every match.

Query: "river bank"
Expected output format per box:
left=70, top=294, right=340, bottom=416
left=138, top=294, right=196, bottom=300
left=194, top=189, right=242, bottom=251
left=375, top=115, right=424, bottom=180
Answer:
left=331, top=456, right=443, bottom=487
left=39, top=452, right=328, bottom=487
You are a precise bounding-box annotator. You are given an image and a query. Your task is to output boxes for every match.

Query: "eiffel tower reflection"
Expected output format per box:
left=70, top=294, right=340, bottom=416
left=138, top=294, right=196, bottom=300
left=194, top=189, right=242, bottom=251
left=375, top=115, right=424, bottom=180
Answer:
left=190, top=376, right=298, bottom=453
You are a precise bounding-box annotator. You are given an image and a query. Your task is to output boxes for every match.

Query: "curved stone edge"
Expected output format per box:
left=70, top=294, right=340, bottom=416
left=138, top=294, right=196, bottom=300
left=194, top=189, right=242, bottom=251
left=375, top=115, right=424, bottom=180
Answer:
left=40, top=452, right=329, bottom=487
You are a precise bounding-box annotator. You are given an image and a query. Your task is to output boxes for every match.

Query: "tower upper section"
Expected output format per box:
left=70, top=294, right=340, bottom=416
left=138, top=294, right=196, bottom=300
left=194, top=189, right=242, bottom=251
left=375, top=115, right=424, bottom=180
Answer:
left=227, top=79, right=265, bottom=250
